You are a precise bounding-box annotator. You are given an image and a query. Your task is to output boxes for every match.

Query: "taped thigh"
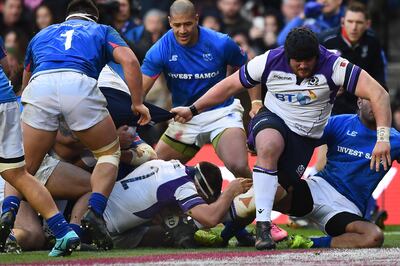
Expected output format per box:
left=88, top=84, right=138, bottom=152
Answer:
left=92, top=138, right=121, bottom=167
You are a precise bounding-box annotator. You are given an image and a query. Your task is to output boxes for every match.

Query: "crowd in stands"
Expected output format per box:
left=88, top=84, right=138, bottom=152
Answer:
left=0, top=0, right=398, bottom=134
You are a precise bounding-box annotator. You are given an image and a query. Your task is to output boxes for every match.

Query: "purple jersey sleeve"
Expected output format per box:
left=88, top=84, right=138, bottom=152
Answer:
left=175, top=181, right=206, bottom=213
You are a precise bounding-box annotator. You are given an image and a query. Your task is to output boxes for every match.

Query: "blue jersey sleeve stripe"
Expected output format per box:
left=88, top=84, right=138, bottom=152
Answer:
left=239, top=65, right=258, bottom=88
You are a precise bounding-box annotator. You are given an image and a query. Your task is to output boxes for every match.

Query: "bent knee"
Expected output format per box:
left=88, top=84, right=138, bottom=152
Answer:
left=224, top=161, right=250, bottom=177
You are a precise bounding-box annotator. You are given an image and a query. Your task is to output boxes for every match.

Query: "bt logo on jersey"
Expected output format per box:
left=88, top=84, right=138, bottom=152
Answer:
left=274, top=90, right=317, bottom=105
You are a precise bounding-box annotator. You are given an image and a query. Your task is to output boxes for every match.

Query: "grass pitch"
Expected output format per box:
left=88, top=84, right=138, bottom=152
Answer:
left=1, top=225, right=399, bottom=265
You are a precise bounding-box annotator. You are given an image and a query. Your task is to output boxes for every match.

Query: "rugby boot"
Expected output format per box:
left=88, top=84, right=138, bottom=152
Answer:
left=48, top=230, right=80, bottom=257
left=255, top=221, right=276, bottom=250
left=236, top=229, right=256, bottom=247
left=3, top=231, right=22, bottom=254
left=163, top=213, right=197, bottom=248
left=0, top=211, right=15, bottom=252
left=270, top=223, right=288, bottom=242
left=287, top=235, right=314, bottom=249
left=81, top=208, right=113, bottom=250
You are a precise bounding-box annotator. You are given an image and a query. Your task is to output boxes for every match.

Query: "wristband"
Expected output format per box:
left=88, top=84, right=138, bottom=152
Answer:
left=189, top=104, right=199, bottom=116
left=251, top=100, right=263, bottom=105
left=377, top=127, right=390, bottom=142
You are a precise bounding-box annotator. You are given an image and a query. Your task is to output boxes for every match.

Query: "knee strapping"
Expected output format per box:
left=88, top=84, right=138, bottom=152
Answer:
left=92, top=138, right=121, bottom=167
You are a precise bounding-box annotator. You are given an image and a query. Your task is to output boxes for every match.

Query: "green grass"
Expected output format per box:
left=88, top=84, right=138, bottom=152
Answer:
left=1, top=225, right=400, bottom=264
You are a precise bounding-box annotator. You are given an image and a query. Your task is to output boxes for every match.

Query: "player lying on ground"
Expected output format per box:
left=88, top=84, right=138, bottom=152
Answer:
left=95, top=159, right=251, bottom=249
left=234, top=98, right=399, bottom=248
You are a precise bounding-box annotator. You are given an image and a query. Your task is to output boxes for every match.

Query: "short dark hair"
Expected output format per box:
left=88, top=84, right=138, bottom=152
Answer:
left=66, top=0, right=99, bottom=20
left=285, top=27, right=319, bottom=61
left=195, top=162, right=222, bottom=203
left=345, top=1, right=370, bottom=20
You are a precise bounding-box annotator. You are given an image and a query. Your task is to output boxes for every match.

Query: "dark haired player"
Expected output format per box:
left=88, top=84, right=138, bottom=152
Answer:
left=171, top=27, right=391, bottom=250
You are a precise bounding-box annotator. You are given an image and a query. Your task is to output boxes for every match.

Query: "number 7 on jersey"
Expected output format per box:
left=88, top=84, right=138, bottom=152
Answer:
left=61, top=30, right=74, bottom=50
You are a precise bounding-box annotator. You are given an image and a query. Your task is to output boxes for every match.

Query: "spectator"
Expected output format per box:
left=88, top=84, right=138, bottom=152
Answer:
left=320, top=1, right=386, bottom=115
left=281, top=0, right=304, bottom=23
left=200, top=10, right=223, bottom=32
left=217, top=0, right=252, bottom=37
left=277, top=0, right=344, bottom=45
left=0, top=0, right=33, bottom=38
left=34, top=3, right=54, bottom=32
left=250, top=9, right=281, bottom=55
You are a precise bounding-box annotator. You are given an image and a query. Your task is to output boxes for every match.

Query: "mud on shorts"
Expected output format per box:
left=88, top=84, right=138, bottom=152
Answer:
left=161, top=99, right=244, bottom=157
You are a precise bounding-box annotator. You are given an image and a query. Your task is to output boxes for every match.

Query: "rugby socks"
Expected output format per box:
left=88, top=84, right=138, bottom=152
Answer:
left=69, top=223, right=84, bottom=238
left=253, top=166, right=278, bottom=222
left=46, top=213, right=71, bottom=239
left=2, top=196, right=21, bottom=217
left=88, top=192, right=108, bottom=216
left=221, top=222, right=249, bottom=242
left=310, top=236, right=332, bottom=248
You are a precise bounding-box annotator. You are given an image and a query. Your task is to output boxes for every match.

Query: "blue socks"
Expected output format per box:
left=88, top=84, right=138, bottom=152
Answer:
left=221, top=222, right=249, bottom=241
left=69, top=223, right=83, bottom=238
left=88, top=192, right=108, bottom=216
left=2, top=196, right=21, bottom=216
left=46, top=213, right=70, bottom=239
left=310, top=236, right=332, bottom=248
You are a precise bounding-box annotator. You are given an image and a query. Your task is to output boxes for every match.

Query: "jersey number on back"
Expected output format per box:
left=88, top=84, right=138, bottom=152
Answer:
left=61, top=30, right=74, bottom=50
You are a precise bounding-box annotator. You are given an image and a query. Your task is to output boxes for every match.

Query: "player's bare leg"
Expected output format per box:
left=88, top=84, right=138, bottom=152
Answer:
left=331, top=221, right=383, bottom=248
left=1, top=167, right=80, bottom=256
left=155, top=137, right=196, bottom=163
left=73, top=115, right=119, bottom=250
left=215, top=128, right=252, bottom=178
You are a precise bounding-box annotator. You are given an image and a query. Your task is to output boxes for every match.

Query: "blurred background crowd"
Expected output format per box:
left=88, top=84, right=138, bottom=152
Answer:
left=1, top=0, right=399, bottom=140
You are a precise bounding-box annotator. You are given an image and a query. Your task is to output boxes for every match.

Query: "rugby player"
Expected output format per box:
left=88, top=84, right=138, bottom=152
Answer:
left=171, top=27, right=391, bottom=250
left=0, top=36, right=79, bottom=256
left=141, top=0, right=266, bottom=245
left=18, top=0, right=150, bottom=250
left=101, top=159, right=252, bottom=248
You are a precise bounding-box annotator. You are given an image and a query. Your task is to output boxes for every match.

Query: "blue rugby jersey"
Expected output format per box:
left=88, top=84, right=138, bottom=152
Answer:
left=141, top=26, right=247, bottom=109
left=24, top=19, right=128, bottom=79
left=0, top=36, right=16, bottom=104
left=318, top=114, right=400, bottom=214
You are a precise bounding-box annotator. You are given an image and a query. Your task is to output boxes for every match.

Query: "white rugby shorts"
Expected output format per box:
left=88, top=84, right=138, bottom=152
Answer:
left=303, top=175, right=363, bottom=234
left=21, top=71, right=109, bottom=131
left=165, top=99, right=244, bottom=147
left=0, top=101, right=25, bottom=173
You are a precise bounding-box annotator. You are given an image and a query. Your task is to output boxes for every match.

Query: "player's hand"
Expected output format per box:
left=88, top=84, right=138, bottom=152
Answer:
left=249, top=101, right=263, bottom=118
left=132, top=103, right=151, bottom=125
left=227, top=178, right=253, bottom=197
left=117, top=125, right=135, bottom=149
left=170, top=106, right=193, bottom=123
left=370, top=141, right=391, bottom=172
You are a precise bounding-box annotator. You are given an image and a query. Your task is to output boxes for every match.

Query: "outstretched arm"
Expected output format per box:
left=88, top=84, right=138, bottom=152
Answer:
left=113, top=46, right=150, bottom=125
left=355, top=69, right=392, bottom=171
left=187, top=178, right=252, bottom=228
left=172, top=70, right=245, bottom=123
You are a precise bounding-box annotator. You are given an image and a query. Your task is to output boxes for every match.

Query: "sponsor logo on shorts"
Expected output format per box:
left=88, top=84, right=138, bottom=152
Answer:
left=296, top=164, right=305, bottom=177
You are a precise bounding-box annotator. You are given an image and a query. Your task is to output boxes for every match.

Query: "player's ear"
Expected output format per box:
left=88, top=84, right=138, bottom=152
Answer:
left=357, top=98, right=363, bottom=109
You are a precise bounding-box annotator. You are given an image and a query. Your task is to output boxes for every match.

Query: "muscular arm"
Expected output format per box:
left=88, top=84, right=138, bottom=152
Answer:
left=248, top=84, right=263, bottom=118
left=193, top=70, right=244, bottom=113
left=21, top=70, right=32, bottom=93
left=142, top=74, right=157, bottom=97
left=113, top=46, right=143, bottom=106
left=354, top=70, right=391, bottom=128
left=186, top=178, right=252, bottom=228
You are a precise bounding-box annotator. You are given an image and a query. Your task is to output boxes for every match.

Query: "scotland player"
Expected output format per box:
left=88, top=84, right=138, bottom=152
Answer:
left=172, top=27, right=391, bottom=250
left=102, top=159, right=252, bottom=248
left=0, top=37, right=79, bottom=256
left=285, top=98, right=400, bottom=248
left=20, top=0, right=149, bottom=250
